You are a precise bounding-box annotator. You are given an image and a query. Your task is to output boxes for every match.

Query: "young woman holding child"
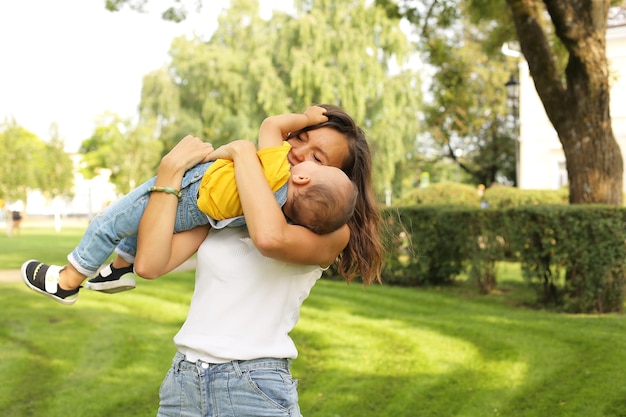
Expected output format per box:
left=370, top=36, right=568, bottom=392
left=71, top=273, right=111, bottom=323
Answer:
left=137, top=104, right=383, bottom=416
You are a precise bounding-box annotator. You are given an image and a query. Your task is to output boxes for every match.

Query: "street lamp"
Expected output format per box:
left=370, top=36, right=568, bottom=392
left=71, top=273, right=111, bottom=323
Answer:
left=505, top=74, right=520, bottom=187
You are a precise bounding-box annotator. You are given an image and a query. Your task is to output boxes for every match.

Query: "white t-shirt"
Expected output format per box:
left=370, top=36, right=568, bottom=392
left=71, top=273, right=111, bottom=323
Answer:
left=174, top=226, right=323, bottom=363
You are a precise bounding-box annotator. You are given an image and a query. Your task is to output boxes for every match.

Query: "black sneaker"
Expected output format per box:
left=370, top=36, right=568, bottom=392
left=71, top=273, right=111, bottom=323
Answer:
left=85, top=263, right=136, bottom=293
left=21, top=260, right=79, bottom=305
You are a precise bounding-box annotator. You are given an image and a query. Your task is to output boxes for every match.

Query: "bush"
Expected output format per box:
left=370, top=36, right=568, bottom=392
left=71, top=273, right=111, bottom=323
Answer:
left=484, top=185, right=569, bottom=208
left=505, top=205, right=626, bottom=313
left=381, top=206, right=498, bottom=286
left=395, top=182, right=569, bottom=209
left=394, top=182, right=482, bottom=207
left=380, top=204, right=626, bottom=313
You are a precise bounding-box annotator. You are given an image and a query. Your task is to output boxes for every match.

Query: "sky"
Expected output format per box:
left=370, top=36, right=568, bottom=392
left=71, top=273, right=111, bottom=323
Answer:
left=0, top=0, right=293, bottom=152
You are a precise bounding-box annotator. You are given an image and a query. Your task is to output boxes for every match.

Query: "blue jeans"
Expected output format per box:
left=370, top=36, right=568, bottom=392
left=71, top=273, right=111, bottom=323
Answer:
left=68, top=162, right=288, bottom=276
left=157, top=352, right=302, bottom=417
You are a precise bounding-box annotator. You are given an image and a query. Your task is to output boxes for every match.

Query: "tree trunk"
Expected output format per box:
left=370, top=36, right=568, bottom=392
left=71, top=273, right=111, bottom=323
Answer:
left=561, top=114, right=623, bottom=204
left=507, top=0, right=623, bottom=204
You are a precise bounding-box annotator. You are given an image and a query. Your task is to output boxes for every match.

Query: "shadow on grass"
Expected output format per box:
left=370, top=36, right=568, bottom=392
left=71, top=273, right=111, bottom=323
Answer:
left=293, top=279, right=626, bottom=417
left=0, top=281, right=189, bottom=417
left=4, top=268, right=626, bottom=417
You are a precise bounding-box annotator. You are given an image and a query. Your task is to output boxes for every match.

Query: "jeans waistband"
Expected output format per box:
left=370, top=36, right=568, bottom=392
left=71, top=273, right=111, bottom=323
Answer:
left=173, top=351, right=289, bottom=373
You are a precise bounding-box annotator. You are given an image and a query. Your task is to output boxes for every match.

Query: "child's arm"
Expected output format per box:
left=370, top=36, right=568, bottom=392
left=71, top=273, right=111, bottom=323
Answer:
left=257, top=105, right=328, bottom=150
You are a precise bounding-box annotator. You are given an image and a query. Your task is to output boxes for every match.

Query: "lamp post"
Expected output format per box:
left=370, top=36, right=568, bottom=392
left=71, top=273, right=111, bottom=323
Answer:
left=505, top=74, right=520, bottom=187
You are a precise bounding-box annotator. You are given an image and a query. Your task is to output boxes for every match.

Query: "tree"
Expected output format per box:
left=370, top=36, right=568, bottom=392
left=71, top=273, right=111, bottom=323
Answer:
left=35, top=124, right=74, bottom=201
left=507, top=0, right=621, bottom=204
left=79, top=112, right=163, bottom=195
left=0, top=119, right=42, bottom=202
left=377, top=0, right=623, bottom=204
left=105, top=0, right=202, bottom=22
left=137, top=0, right=423, bottom=200
left=0, top=119, right=74, bottom=205
left=418, top=11, right=517, bottom=186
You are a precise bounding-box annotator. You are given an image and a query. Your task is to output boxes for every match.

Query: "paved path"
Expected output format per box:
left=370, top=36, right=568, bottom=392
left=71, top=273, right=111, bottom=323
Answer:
left=0, top=258, right=197, bottom=284
left=0, top=269, right=20, bottom=283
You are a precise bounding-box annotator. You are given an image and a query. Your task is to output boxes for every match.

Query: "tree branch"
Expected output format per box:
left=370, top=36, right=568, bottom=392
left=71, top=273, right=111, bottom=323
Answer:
left=506, top=0, right=566, bottom=125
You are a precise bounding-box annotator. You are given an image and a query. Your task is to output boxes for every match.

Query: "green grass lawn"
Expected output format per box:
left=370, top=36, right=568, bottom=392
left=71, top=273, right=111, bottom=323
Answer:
left=1, top=226, right=626, bottom=416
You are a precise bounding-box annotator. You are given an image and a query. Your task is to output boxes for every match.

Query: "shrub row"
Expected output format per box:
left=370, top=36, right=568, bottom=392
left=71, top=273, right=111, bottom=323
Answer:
left=380, top=205, right=626, bottom=314
left=394, top=182, right=569, bottom=208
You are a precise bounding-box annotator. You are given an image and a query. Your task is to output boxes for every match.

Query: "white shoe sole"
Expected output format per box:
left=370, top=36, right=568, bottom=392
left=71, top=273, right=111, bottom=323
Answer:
left=85, top=277, right=136, bottom=294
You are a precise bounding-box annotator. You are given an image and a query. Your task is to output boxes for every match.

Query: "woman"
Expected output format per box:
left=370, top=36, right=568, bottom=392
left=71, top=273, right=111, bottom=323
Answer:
left=135, top=105, right=383, bottom=416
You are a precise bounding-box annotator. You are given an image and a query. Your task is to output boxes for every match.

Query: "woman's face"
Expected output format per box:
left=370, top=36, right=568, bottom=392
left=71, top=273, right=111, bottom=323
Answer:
left=286, top=127, right=350, bottom=169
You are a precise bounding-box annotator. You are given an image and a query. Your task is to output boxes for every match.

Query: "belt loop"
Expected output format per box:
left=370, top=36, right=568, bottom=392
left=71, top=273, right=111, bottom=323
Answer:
left=232, top=360, right=243, bottom=378
left=197, top=360, right=210, bottom=371
left=173, top=353, right=185, bottom=374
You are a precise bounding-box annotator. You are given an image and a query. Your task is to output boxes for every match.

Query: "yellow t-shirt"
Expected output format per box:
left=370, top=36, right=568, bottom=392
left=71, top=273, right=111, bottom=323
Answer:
left=196, top=142, right=291, bottom=220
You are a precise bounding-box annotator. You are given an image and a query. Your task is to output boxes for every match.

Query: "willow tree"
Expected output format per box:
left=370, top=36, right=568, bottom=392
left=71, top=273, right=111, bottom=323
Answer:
left=378, top=0, right=623, bottom=204
left=270, top=0, right=422, bottom=197
left=0, top=119, right=73, bottom=204
left=138, top=0, right=422, bottom=200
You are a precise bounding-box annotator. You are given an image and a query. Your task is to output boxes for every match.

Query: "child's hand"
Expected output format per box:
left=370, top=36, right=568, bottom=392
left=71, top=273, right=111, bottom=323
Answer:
left=303, top=105, right=328, bottom=126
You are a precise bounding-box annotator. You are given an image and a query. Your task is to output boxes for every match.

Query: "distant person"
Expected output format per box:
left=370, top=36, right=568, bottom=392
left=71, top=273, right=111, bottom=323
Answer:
left=477, top=184, right=489, bottom=209
left=21, top=106, right=358, bottom=305
left=7, top=201, right=24, bottom=237
left=11, top=210, right=22, bottom=234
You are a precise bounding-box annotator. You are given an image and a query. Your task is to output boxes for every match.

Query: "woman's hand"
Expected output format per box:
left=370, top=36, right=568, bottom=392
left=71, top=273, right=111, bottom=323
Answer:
left=135, top=135, right=213, bottom=279
left=161, top=135, right=215, bottom=174
left=207, top=140, right=256, bottom=162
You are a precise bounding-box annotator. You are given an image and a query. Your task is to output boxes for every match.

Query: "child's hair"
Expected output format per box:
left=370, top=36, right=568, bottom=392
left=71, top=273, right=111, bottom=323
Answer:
left=290, top=180, right=358, bottom=234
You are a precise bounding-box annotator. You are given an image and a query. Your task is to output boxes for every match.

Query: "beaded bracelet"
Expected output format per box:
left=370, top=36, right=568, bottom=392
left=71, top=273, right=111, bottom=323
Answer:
left=147, top=186, right=182, bottom=201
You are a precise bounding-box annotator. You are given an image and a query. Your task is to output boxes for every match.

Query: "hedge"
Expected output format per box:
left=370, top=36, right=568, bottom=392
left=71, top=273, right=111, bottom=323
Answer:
left=380, top=204, right=626, bottom=314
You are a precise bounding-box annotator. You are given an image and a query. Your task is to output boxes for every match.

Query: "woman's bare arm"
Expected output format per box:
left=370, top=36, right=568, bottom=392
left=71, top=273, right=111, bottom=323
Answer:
left=208, top=140, right=349, bottom=267
left=134, top=135, right=214, bottom=279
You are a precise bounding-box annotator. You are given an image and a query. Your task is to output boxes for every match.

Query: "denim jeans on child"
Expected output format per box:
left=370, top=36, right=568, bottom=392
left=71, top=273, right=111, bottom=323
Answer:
left=67, top=162, right=288, bottom=277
